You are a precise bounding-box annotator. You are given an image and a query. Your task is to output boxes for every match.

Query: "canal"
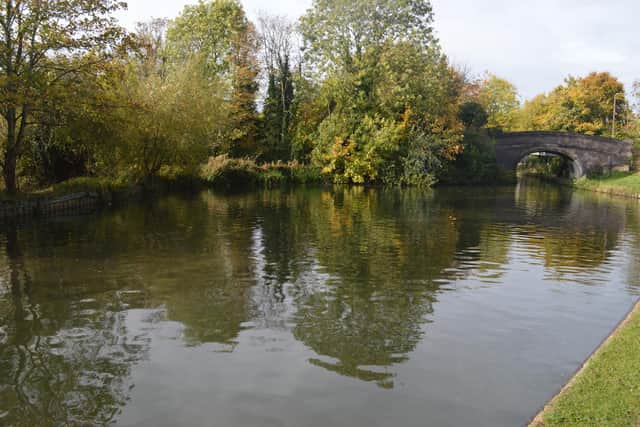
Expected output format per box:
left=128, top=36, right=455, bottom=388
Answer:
left=1, top=180, right=639, bottom=426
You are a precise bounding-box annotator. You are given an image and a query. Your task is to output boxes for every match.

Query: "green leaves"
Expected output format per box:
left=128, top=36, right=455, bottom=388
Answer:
left=300, top=0, right=436, bottom=73
left=477, top=74, right=520, bottom=131
left=516, top=72, right=628, bottom=136
left=301, top=3, right=463, bottom=185
left=118, top=55, right=230, bottom=181
left=0, top=0, right=127, bottom=193
left=166, top=0, right=248, bottom=76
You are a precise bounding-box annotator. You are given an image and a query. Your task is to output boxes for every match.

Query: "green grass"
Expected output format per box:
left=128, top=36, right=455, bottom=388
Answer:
left=574, top=172, right=640, bottom=199
left=200, top=155, right=326, bottom=189
left=0, top=176, right=131, bottom=203
left=532, top=302, right=640, bottom=427
left=43, top=177, right=127, bottom=196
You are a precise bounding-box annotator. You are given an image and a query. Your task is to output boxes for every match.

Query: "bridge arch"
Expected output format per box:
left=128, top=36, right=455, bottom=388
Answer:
left=495, top=132, right=632, bottom=178
left=515, top=148, right=584, bottom=178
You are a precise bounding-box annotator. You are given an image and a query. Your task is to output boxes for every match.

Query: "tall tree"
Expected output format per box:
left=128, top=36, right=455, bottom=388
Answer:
left=166, top=0, right=245, bottom=74
left=258, top=14, right=296, bottom=161
left=117, top=56, right=229, bottom=181
left=477, top=74, right=519, bottom=131
left=134, top=18, right=170, bottom=76
left=300, top=0, right=436, bottom=72
left=227, top=21, right=259, bottom=157
left=0, top=0, right=126, bottom=194
left=625, top=80, right=640, bottom=142
left=166, top=0, right=259, bottom=157
left=300, top=0, right=463, bottom=185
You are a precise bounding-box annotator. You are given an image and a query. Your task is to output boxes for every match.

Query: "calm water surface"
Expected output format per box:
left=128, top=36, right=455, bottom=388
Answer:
left=1, top=181, right=639, bottom=427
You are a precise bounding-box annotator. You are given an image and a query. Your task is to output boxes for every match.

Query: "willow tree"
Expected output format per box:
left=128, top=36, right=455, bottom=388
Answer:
left=0, top=0, right=126, bottom=194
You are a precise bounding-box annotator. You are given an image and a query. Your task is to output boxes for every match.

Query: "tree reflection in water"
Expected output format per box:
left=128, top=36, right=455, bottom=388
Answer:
left=0, top=183, right=637, bottom=424
left=0, top=228, right=151, bottom=425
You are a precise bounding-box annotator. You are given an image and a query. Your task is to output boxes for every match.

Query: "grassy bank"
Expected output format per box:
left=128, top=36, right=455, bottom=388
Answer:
left=531, top=300, right=640, bottom=427
left=0, top=177, right=128, bottom=203
left=573, top=172, right=640, bottom=199
left=200, top=155, right=326, bottom=189
left=1, top=157, right=326, bottom=204
left=0, top=174, right=203, bottom=207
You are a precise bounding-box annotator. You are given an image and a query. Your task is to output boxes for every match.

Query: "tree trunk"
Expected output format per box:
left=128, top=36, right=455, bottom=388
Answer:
left=4, top=109, right=18, bottom=195
left=3, top=149, right=17, bottom=195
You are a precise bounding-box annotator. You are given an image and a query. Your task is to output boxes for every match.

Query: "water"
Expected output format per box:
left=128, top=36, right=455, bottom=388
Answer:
left=0, top=180, right=639, bottom=427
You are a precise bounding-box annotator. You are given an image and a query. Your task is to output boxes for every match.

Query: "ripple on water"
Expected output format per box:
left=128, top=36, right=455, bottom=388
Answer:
left=0, top=186, right=638, bottom=427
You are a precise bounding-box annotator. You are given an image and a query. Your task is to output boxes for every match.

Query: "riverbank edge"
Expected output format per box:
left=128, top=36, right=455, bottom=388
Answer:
left=1, top=168, right=635, bottom=222
left=0, top=176, right=202, bottom=221
left=528, top=299, right=640, bottom=427
left=572, top=174, right=640, bottom=200
left=0, top=169, right=331, bottom=221
left=520, top=172, right=640, bottom=200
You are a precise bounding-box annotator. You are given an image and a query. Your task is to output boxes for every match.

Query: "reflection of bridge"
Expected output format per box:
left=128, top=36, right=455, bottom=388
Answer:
left=495, top=131, right=633, bottom=178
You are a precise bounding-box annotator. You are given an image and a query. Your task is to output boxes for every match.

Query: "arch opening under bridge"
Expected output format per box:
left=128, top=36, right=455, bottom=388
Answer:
left=494, top=132, right=632, bottom=179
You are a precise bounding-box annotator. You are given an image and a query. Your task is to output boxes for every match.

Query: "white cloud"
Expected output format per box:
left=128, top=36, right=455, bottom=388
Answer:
left=118, top=0, right=639, bottom=99
left=432, top=0, right=640, bottom=98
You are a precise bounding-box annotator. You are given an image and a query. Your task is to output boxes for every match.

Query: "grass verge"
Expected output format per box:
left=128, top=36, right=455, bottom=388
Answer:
left=573, top=172, right=640, bottom=199
left=530, top=300, right=640, bottom=427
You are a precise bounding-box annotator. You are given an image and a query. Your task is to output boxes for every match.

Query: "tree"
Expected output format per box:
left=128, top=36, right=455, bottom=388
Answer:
left=477, top=74, right=519, bottom=131
left=227, top=21, right=260, bottom=157
left=24, top=59, right=128, bottom=186
left=0, top=0, right=126, bottom=194
left=262, top=65, right=295, bottom=161
left=258, top=14, right=296, bottom=161
left=562, top=72, right=628, bottom=135
left=133, top=18, right=170, bottom=76
left=117, top=56, right=229, bottom=181
left=166, top=0, right=245, bottom=74
left=625, top=80, right=640, bottom=142
left=458, top=102, right=488, bottom=129
left=631, top=80, right=639, bottom=116
left=299, top=0, right=436, bottom=72
left=516, top=94, right=551, bottom=131
left=166, top=0, right=259, bottom=157
left=516, top=72, right=628, bottom=136
left=300, top=0, right=463, bottom=185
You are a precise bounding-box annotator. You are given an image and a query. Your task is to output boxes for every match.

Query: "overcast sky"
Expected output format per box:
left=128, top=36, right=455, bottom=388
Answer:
left=117, top=0, right=639, bottom=100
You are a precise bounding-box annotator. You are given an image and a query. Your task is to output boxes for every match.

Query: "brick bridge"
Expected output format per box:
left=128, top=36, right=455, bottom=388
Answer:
left=495, top=131, right=633, bottom=178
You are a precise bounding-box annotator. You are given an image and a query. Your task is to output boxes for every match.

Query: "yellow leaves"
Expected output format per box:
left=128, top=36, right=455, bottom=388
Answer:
left=518, top=72, right=627, bottom=136
left=321, top=136, right=357, bottom=175
left=477, top=74, right=520, bottom=131
left=401, top=106, right=413, bottom=128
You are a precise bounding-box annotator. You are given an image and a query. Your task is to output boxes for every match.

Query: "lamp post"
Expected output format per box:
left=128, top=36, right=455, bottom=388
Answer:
left=612, top=93, right=624, bottom=138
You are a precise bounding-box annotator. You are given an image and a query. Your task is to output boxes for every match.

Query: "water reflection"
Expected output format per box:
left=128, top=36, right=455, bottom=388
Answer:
left=0, top=229, right=151, bottom=425
left=0, top=181, right=639, bottom=425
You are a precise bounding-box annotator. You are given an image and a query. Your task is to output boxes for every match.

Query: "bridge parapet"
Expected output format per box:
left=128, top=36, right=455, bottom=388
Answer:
left=495, top=131, right=633, bottom=178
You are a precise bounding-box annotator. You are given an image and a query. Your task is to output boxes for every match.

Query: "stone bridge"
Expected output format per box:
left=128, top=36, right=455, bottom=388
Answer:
left=495, top=131, right=633, bottom=178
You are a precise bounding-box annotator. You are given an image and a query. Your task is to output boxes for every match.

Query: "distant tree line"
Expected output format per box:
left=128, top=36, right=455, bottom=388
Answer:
left=0, top=0, right=638, bottom=194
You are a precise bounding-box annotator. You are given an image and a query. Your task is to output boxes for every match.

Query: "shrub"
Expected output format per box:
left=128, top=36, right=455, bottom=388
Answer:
left=200, top=155, right=259, bottom=189
left=201, top=155, right=325, bottom=189
left=290, top=163, right=324, bottom=184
